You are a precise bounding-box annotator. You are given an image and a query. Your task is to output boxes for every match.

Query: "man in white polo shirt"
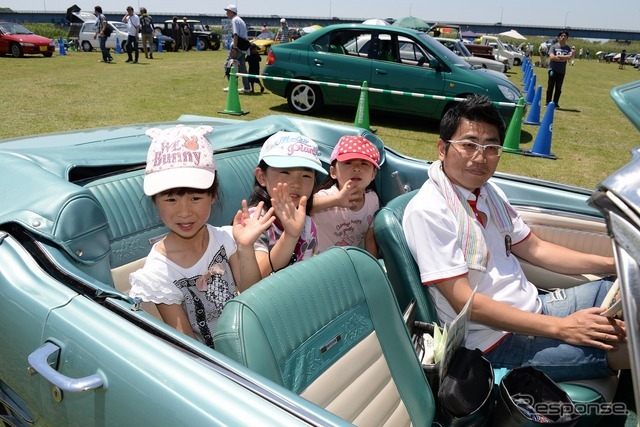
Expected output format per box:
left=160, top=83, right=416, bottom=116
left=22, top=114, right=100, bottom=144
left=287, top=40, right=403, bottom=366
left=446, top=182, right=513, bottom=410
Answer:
left=403, top=95, right=627, bottom=382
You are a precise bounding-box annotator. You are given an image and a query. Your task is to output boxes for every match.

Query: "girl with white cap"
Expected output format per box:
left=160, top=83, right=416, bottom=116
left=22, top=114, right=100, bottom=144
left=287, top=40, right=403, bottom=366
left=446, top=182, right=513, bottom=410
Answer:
left=129, top=125, right=275, bottom=348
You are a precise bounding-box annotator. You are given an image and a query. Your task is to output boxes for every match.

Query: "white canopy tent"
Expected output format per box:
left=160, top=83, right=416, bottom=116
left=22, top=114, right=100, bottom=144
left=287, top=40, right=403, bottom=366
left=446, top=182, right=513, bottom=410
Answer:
left=499, top=29, right=527, bottom=40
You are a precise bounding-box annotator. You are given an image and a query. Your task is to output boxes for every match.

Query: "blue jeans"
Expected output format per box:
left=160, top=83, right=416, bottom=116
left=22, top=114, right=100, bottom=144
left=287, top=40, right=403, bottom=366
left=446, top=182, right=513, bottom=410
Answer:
left=99, top=35, right=110, bottom=61
left=485, top=280, right=615, bottom=382
left=225, top=49, right=250, bottom=91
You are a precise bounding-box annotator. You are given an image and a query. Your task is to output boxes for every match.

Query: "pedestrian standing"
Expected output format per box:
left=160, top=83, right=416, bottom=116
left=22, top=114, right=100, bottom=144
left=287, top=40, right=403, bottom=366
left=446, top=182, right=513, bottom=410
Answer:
left=223, top=4, right=251, bottom=93
left=122, top=6, right=140, bottom=63
left=93, top=5, right=112, bottom=63
left=139, top=7, right=154, bottom=59
left=546, top=31, right=572, bottom=109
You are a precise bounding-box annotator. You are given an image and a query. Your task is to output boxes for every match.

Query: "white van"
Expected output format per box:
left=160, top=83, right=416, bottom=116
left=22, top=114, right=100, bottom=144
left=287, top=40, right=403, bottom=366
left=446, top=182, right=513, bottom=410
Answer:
left=78, top=21, right=137, bottom=53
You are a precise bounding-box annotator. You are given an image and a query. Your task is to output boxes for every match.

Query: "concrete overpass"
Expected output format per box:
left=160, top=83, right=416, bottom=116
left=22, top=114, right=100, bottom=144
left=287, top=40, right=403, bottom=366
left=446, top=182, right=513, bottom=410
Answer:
left=2, top=10, right=639, bottom=42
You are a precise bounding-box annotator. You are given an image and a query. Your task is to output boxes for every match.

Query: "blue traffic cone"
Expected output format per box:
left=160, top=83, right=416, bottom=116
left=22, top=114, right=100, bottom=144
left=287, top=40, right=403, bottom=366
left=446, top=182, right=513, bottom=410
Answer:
left=522, top=65, right=530, bottom=86
left=523, top=85, right=542, bottom=125
left=58, top=37, right=66, bottom=55
left=525, top=74, right=536, bottom=99
left=196, top=39, right=201, bottom=51
left=158, top=39, right=163, bottom=53
left=115, top=37, right=122, bottom=54
left=526, top=102, right=557, bottom=159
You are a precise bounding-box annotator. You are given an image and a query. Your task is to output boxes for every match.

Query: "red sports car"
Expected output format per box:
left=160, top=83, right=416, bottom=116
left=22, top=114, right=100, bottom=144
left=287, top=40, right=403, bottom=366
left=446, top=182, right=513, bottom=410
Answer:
left=0, top=22, right=55, bottom=57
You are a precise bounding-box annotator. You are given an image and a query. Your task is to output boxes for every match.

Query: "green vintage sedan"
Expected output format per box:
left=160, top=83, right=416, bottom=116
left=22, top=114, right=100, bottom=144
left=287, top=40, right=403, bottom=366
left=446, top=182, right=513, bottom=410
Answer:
left=262, top=24, right=522, bottom=123
left=0, top=84, right=638, bottom=426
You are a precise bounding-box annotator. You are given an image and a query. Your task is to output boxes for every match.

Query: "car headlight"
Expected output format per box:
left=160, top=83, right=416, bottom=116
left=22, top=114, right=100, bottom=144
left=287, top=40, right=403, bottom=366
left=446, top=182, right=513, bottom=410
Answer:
left=21, top=42, right=36, bottom=47
left=498, top=84, right=521, bottom=101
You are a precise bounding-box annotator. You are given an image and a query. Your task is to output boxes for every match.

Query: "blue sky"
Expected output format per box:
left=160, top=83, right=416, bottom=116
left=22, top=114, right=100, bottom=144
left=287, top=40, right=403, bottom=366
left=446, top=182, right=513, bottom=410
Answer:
left=5, top=0, right=640, bottom=31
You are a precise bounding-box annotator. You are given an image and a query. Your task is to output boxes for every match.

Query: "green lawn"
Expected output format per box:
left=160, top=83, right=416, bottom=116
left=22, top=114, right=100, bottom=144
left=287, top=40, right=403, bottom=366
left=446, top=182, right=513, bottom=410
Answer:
left=1, top=47, right=639, bottom=189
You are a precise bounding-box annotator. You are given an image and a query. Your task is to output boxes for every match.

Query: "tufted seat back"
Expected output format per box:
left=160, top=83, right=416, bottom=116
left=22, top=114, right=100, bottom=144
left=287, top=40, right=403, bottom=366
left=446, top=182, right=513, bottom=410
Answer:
left=214, top=247, right=436, bottom=426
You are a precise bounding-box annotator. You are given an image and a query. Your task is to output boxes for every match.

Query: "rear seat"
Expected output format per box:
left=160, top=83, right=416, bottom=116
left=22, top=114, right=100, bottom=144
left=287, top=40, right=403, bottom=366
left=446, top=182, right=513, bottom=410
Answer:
left=85, top=147, right=261, bottom=319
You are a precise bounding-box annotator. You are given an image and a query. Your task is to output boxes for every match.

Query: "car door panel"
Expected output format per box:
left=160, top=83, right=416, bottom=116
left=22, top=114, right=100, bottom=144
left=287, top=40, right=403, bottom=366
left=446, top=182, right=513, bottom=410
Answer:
left=0, top=233, right=345, bottom=426
left=310, top=51, right=371, bottom=106
left=0, top=233, right=76, bottom=424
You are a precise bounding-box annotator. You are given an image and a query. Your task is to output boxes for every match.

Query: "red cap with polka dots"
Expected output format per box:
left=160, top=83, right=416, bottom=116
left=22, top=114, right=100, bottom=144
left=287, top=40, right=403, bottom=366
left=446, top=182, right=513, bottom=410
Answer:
left=330, top=135, right=380, bottom=169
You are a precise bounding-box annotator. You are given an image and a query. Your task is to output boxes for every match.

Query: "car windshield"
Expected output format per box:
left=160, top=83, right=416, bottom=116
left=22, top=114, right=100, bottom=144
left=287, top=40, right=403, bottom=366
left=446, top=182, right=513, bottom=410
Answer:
left=0, top=23, right=32, bottom=35
left=418, top=33, right=471, bottom=68
left=256, top=32, right=275, bottom=40
left=112, top=22, right=127, bottom=31
left=193, top=23, right=206, bottom=32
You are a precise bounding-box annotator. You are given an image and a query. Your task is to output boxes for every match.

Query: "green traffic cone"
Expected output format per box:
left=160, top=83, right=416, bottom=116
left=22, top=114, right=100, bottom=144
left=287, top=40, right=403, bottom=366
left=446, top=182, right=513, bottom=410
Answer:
left=354, top=81, right=372, bottom=131
left=503, top=97, right=525, bottom=154
left=220, top=68, right=248, bottom=116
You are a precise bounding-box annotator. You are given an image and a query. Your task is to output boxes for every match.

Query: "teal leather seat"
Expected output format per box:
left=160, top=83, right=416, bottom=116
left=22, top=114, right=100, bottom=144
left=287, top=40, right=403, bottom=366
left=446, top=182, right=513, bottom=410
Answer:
left=373, top=190, right=618, bottom=423
left=373, top=190, right=436, bottom=323
left=215, top=247, right=436, bottom=426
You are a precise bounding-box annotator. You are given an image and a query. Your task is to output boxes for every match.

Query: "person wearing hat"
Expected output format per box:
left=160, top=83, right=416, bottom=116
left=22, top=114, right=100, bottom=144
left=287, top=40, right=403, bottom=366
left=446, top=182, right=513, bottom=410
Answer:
left=312, top=135, right=381, bottom=257
left=248, top=131, right=327, bottom=277
left=223, top=4, right=251, bottom=93
left=275, top=18, right=290, bottom=44
left=129, top=125, right=275, bottom=348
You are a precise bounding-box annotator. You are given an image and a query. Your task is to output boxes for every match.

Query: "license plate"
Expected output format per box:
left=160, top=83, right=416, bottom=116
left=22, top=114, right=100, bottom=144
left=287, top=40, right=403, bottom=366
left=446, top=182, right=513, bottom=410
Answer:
left=39, top=46, right=47, bottom=51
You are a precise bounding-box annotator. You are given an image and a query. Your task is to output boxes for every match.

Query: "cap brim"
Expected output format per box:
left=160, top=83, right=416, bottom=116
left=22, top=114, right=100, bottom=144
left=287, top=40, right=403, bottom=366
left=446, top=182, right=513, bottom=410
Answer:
left=144, top=168, right=215, bottom=196
left=334, top=153, right=380, bottom=169
left=262, top=156, right=327, bottom=175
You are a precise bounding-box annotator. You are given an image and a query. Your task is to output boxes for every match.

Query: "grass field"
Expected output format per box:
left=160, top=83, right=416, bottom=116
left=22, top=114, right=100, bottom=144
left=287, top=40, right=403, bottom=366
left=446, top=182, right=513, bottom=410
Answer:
left=1, top=45, right=639, bottom=189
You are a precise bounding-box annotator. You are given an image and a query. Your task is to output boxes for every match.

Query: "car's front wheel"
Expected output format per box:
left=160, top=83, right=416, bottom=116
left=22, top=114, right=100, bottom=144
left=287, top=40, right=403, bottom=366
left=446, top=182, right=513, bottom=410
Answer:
left=81, top=41, right=93, bottom=52
left=10, top=43, right=23, bottom=58
left=513, top=58, right=522, bottom=66
left=287, top=83, right=323, bottom=114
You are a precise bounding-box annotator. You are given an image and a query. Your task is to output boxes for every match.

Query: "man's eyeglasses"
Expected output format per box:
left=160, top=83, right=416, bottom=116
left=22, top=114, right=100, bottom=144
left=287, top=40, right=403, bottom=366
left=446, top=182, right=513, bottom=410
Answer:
left=447, top=140, right=503, bottom=158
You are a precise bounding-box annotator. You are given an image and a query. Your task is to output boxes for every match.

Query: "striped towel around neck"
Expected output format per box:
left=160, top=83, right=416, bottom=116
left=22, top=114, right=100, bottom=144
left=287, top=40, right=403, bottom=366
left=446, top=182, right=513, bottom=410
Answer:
left=428, top=161, right=518, bottom=271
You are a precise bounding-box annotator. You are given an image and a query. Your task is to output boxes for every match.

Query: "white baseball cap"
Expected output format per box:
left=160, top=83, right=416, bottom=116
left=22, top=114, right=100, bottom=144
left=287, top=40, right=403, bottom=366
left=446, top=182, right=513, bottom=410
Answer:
left=280, top=18, right=286, bottom=23
left=143, top=125, right=217, bottom=196
left=224, top=4, right=237, bottom=13
left=259, top=131, right=326, bottom=174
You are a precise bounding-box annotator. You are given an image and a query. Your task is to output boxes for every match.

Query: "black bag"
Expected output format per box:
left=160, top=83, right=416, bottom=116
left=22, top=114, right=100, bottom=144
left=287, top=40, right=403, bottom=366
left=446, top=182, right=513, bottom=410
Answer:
left=492, top=366, right=581, bottom=426
left=438, top=347, right=495, bottom=427
left=103, top=23, right=113, bottom=37
left=236, top=36, right=251, bottom=51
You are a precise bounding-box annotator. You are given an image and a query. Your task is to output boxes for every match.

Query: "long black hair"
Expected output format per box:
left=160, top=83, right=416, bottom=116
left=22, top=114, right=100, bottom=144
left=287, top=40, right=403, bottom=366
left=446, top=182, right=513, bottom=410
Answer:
left=248, top=160, right=315, bottom=215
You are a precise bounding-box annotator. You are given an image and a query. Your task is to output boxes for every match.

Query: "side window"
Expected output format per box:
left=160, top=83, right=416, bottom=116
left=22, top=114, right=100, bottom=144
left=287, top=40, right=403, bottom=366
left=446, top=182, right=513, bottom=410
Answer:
left=314, top=30, right=369, bottom=57
left=398, top=38, right=435, bottom=67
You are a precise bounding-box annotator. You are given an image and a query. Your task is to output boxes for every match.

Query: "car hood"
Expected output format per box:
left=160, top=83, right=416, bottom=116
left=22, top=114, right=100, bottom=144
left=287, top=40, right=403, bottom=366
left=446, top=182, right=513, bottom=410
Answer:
left=4, top=33, right=52, bottom=44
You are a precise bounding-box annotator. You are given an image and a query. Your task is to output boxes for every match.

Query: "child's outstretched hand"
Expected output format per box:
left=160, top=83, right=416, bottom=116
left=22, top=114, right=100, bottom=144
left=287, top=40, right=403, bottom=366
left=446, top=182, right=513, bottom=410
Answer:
left=335, top=179, right=364, bottom=208
left=232, top=200, right=275, bottom=248
left=271, top=182, right=307, bottom=238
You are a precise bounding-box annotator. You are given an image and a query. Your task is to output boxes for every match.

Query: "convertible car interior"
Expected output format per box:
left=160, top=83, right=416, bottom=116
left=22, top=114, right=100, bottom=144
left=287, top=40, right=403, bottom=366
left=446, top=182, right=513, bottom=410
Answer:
left=1, top=111, right=635, bottom=426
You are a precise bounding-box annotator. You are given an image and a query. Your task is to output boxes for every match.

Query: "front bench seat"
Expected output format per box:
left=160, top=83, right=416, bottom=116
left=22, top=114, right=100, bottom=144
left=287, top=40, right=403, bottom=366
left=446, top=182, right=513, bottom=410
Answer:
left=214, top=247, right=436, bottom=426
left=373, top=190, right=619, bottom=423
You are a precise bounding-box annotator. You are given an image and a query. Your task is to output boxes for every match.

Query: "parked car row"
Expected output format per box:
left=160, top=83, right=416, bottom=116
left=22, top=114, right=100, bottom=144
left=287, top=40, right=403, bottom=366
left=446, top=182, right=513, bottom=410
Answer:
left=76, top=19, right=221, bottom=53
